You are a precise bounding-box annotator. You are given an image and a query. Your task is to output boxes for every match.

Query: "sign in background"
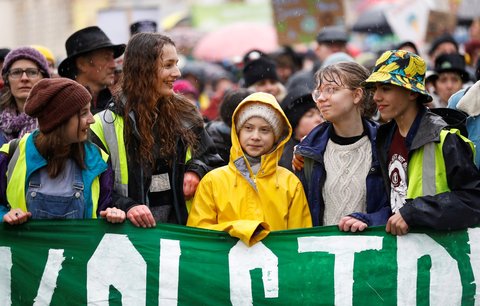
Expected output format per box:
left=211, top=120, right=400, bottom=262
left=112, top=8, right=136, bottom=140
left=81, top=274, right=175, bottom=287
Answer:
left=1, top=220, right=480, bottom=305
left=271, top=0, right=345, bottom=45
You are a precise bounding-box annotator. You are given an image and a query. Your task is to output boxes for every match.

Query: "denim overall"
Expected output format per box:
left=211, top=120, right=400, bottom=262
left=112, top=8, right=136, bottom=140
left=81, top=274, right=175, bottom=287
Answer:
left=26, top=165, right=85, bottom=219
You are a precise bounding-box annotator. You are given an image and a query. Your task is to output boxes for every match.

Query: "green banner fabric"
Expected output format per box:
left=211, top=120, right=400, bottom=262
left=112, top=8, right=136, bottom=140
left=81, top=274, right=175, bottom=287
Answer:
left=1, top=220, right=480, bottom=305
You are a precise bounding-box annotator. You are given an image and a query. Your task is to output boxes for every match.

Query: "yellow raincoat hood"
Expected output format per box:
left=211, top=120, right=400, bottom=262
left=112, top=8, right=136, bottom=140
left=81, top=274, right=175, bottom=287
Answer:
left=229, top=92, right=292, bottom=176
left=187, top=92, right=311, bottom=247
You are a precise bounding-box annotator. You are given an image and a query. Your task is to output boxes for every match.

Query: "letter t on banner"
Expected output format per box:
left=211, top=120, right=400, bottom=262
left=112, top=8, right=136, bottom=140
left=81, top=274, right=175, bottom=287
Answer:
left=298, top=236, right=383, bottom=306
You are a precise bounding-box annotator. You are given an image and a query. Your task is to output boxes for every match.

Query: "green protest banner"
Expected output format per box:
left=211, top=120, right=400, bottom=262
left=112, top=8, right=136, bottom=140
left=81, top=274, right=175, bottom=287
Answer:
left=0, top=220, right=479, bottom=305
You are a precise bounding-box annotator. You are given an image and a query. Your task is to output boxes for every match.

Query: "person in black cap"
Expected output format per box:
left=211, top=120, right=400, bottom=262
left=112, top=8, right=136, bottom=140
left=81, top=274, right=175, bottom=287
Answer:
left=279, top=85, right=323, bottom=171
left=58, top=26, right=125, bottom=114
left=428, top=34, right=459, bottom=68
left=130, top=20, right=157, bottom=36
left=242, top=49, right=266, bottom=66
left=242, top=56, right=287, bottom=102
left=396, top=41, right=419, bottom=55
left=428, top=53, right=470, bottom=108
left=286, top=26, right=349, bottom=92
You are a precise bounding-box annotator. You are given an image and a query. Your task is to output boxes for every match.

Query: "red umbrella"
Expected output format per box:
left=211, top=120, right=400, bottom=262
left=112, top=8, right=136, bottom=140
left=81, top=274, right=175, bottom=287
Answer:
left=192, top=22, right=279, bottom=62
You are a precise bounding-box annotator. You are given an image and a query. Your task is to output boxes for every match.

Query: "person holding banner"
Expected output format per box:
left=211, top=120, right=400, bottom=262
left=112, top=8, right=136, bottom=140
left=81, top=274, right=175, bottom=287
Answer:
left=90, top=33, right=223, bottom=228
left=0, top=78, right=125, bottom=224
left=363, top=50, right=480, bottom=235
left=293, top=62, right=390, bottom=231
left=187, top=92, right=312, bottom=246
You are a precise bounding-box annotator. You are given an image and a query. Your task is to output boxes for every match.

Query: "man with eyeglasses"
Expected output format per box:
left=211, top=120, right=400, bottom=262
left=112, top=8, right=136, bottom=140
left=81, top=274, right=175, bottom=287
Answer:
left=58, top=26, right=125, bottom=114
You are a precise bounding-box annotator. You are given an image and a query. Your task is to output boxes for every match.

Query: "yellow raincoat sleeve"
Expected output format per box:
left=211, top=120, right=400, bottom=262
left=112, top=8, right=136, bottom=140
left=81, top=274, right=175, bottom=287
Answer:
left=288, top=181, right=313, bottom=229
left=187, top=175, right=271, bottom=247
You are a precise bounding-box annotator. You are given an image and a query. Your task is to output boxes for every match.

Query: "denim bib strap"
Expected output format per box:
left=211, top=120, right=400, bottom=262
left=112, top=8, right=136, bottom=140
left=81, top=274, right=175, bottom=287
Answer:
left=26, top=164, right=86, bottom=219
left=72, top=164, right=84, bottom=199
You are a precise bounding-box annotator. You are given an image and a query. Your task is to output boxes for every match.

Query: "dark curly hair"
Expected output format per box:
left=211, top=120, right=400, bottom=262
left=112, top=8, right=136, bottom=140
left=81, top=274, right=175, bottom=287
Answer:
left=116, top=32, right=202, bottom=166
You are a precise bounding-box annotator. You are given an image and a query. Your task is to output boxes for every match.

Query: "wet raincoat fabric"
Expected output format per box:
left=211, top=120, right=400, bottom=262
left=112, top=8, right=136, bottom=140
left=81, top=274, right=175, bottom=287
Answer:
left=377, top=107, right=480, bottom=230
left=187, top=92, right=312, bottom=246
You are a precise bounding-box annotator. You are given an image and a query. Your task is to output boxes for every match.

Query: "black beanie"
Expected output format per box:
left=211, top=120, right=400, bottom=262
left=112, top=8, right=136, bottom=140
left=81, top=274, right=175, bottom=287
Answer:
left=281, top=86, right=317, bottom=131
left=243, top=57, right=279, bottom=88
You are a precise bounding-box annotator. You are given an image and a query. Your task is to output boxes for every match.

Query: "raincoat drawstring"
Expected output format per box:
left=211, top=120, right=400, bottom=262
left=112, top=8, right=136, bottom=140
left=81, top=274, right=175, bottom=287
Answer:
left=234, top=148, right=239, bottom=187
left=275, top=149, right=280, bottom=188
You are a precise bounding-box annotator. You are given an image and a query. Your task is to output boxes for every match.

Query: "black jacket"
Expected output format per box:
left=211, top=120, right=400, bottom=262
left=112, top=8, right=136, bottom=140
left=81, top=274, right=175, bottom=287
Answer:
left=92, top=88, right=113, bottom=115
left=377, top=107, right=480, bottom=230
left=92, top=103, right=224, bottom=225
left=205, top=120, right=231, bottom=166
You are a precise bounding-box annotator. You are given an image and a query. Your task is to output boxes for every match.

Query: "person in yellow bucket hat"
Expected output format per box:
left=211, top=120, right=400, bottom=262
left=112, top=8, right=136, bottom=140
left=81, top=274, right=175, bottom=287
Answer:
left=363, top=49, right=480, bottom=236
left=31, top=45, right=56, bottom=77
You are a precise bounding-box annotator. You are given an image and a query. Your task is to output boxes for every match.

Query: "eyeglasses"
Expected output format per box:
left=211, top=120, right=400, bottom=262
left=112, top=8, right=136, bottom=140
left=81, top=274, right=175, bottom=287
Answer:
left=312, top=85, right=352, bottom=101
left=8, top=68, right=42, bottom=79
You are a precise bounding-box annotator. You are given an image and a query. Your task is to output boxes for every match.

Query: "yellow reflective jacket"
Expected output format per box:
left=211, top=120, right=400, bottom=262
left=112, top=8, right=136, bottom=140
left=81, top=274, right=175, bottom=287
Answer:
left=187, top=92, right=312, bottom=246
left=0, top=132, right=109, bottom=217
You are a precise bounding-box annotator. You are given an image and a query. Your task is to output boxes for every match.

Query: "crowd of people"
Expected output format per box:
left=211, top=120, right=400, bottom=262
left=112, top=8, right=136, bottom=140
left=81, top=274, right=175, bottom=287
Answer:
left=1, top=18, right=480, bottom=246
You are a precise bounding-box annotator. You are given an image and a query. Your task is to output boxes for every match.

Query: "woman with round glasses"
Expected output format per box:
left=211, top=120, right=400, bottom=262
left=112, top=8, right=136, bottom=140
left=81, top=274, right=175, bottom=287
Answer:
left=0, top=47, right=50, bottom=146
left=293, top=61, right=390, bottom=232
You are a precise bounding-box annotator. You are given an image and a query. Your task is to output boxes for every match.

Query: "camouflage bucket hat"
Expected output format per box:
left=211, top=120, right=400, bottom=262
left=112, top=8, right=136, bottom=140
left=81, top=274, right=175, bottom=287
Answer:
left=363, top=50, right=432, bottom=103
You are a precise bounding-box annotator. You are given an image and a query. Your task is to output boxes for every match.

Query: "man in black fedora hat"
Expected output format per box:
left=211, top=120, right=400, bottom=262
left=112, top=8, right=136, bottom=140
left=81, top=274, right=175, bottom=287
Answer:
left=58, top=26, right=125, bottom=114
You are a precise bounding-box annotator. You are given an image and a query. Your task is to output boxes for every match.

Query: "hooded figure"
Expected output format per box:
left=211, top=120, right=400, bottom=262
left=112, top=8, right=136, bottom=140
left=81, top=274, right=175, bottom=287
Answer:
left=448, top=80, right=480, bottom=167
left=187, top=92, right=312, bottom=246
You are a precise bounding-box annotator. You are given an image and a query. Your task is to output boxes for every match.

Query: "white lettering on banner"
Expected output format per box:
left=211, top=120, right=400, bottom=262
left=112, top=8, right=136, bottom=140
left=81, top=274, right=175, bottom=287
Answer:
left=298, top=236, right=383, bottom=306
left=468, top=228, right=480, bottom=306
left=0, top=247, right=12, bottom=306
left=87, top=234, right=147, bottom=305
left=33, top=249, right=65, bottom=306
left=397, top=234, right=461, bottom=306
left=159, top=239, right=181, bottom=306
left=229, top=241, right=279, bottom=306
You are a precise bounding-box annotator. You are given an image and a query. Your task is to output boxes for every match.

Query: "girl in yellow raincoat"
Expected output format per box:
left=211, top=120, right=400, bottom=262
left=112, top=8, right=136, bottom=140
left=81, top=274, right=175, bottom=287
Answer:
left=187, top=92, right=312, bottom=246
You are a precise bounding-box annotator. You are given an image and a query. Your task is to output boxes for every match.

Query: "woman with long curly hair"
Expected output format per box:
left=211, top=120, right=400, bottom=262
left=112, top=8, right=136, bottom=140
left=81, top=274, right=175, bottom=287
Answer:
left=90, top=33, right=223, bottom=227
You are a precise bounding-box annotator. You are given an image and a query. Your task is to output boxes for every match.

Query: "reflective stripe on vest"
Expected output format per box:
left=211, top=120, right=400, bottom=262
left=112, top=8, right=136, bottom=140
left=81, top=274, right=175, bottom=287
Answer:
left=93, top=110, right=129, bottom=197
left=6, top=136, right=28, bottom=208
left=1, top=138, right=23, bottom=187
left=5, top=134, right=105, bottom=217
left=407, top=129, right=474, bottom=198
